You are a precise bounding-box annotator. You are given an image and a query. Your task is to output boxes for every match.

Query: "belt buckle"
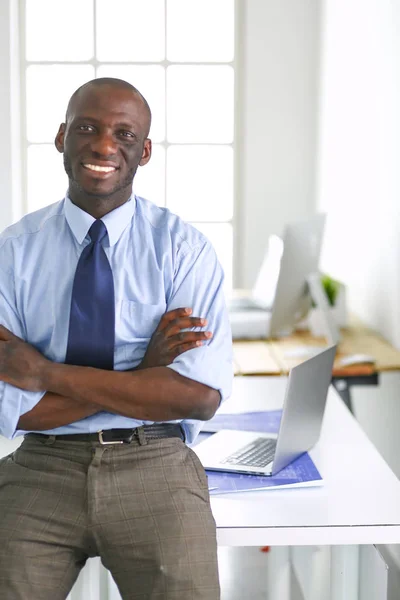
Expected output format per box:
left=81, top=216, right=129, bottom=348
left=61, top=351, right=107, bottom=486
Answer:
left=97, top=430, right=124, bottom=445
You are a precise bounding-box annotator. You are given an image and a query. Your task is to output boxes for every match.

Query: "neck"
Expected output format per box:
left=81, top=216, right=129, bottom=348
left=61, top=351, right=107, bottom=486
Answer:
left=68, top=185, right=132, bottom=219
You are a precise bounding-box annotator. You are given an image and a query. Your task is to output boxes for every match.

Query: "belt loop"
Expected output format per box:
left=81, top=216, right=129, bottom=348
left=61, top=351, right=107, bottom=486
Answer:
left=180, top=425, right=186, bottom=443
left=44, top=435, right=56, bottom=446
left=136, top=426, right=148, bottom=446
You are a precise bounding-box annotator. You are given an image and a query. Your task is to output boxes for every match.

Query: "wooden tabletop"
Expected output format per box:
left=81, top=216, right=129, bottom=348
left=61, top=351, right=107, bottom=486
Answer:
left=232, top=321, right=400, bottom=377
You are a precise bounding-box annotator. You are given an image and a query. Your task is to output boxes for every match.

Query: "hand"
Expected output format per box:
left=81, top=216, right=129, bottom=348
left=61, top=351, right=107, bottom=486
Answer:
left=0, top=325, right=49, bottom=391
left=138, top=307, right=213, bottom=370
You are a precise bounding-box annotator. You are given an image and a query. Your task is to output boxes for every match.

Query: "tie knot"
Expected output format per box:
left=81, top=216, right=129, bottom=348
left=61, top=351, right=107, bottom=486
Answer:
left=89, top=220, right=107, bottom=244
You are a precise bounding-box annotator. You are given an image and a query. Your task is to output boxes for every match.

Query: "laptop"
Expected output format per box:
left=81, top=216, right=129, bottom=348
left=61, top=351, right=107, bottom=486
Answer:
left=229, top=214, right=326, bottom=339
left=195, top=345, right=336, bottom=476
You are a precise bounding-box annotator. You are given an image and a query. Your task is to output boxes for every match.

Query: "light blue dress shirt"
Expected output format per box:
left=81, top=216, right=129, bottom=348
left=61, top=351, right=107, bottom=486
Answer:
left=0, top=195, right=233, bottom=443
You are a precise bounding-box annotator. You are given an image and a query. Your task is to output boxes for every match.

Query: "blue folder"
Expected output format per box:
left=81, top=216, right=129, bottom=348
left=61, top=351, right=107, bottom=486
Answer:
left=202, top=410, right=283, bottom=434
left=207, top=452, right=322, bottom=494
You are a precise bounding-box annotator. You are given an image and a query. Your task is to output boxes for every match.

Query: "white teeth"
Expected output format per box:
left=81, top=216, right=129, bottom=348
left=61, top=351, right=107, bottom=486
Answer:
left=84, top=164, right=116, bottom=173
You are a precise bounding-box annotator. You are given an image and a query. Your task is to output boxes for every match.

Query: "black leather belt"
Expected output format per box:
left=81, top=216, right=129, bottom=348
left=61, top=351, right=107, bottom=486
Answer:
left=27, top=423, right=185, bottom=445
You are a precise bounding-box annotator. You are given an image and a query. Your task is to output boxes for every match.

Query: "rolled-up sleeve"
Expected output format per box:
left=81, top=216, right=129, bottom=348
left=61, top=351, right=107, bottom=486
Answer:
left=166, top=240, right=233, bottom=442
left=0, top=264, right=45, bottom=439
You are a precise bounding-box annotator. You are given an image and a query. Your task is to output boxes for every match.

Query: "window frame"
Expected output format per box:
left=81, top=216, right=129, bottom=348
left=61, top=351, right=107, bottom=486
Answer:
left=18, top=0, right=241, bottom=288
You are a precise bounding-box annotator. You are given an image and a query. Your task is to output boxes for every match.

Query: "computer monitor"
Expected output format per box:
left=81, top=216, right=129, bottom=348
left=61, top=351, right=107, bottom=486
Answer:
left=229, top=213, right=330, bottom=340
left=269, top=213, right=326, bottom=337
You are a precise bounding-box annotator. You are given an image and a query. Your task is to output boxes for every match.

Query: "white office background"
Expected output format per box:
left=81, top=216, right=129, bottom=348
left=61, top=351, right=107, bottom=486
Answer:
left=2, top=1, right=400, bottom=598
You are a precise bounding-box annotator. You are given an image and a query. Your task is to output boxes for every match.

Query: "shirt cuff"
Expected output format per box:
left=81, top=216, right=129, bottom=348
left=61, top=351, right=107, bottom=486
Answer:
left=167, top=351, right=233, bottom=404
left=167, top=350, right=233, bottom=444
left=0, top=382, right=46, bottom=439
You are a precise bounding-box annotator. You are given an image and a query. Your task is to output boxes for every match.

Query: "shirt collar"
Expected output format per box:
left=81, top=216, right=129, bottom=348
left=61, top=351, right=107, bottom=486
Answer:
left=64, top=193, right=136, bottom=247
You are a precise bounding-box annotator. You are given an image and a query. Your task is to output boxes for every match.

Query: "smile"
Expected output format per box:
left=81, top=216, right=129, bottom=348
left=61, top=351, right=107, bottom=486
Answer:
left=82, top=163, right=118, bottom=173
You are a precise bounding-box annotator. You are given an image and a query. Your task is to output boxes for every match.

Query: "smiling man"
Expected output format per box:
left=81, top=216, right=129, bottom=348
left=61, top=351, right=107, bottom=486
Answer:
left=0, top=78, right=232, bottom=599
left=60, top=79, right=152, bottom=215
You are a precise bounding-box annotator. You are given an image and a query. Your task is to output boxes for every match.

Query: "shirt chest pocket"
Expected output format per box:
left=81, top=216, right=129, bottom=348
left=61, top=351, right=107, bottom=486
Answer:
left=118, top=301, right=164, bottom=344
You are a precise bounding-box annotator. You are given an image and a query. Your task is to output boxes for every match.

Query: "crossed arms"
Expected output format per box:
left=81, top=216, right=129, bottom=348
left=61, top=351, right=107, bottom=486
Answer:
left=0, top=308, right=221, bottom=432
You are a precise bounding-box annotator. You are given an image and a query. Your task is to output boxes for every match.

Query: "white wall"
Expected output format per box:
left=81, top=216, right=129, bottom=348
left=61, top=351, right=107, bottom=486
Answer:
left=238, top=0, right=321, bottom=288
left=318, top=0, right=400, bottom=584
left=0, top=0, right=22, bottom=232
left=317, top=0, right=400, bottom=348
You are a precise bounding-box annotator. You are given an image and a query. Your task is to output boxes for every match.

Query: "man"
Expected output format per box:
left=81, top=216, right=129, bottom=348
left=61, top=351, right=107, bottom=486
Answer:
left=0, top=78, right=232, bottom=599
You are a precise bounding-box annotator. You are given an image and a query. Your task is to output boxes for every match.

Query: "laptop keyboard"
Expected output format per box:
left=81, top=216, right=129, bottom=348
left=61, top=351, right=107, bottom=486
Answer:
left=220, top=437, right=277, bottom=468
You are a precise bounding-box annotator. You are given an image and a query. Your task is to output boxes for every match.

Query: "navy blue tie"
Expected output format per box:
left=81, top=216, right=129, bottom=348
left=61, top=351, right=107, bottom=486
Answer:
left=65, top=219, right=115, bottom=370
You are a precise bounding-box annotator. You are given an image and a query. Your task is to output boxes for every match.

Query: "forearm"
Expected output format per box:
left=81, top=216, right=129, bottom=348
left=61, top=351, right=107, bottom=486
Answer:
left=16, top=363, right=144, bottom=431
left=42, top=363, right=219, bottom=421
left=17, top=391, right=100, bottom=431
left=14, top=364, right=160, bottom=432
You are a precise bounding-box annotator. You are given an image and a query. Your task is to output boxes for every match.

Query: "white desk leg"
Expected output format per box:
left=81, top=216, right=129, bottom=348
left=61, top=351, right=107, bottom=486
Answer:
left=67, top=557, right=105, bottom=600
left=266, top=546, right=291, bottom=600
left=330, top=546, right=359, bottom=600
left=67, top=558, right=121, bottom=600
left=291, top=546, right=331, bottom=599
left=359, top=546, right=389, bottom=600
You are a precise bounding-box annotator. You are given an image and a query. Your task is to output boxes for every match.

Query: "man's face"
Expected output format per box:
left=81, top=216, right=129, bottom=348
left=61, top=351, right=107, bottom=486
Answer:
left=55, top=85, right=151, bottom=199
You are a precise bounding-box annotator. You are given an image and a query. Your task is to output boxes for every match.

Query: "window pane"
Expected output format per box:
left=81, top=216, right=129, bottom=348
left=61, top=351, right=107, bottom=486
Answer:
left=167, top=145, right=233, bottom=221
left=192, top=222, right=233, bottom=292
left=26, top=0, right=94, bottom=61
left=167, top=0, right=234, bottom=62
left=167, top=66, right=234, bottom=143
left=96, top=65, right=165, bottom=142
left=96, top=0, right=165, bottom=62
left=26, top=65, right=95, bottom=143
left=27, top=145, right=67, bottom=212
left=134, top=144, right=165, bottom=207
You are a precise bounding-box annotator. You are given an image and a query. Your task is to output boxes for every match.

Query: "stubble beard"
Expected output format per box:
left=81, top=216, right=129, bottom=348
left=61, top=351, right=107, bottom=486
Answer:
left=63, top=153, right=138, bottom=199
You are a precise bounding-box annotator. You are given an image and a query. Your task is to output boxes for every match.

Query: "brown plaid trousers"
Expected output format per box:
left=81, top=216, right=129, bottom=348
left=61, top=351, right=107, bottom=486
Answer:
left=0, top=434, right=220, bottom=599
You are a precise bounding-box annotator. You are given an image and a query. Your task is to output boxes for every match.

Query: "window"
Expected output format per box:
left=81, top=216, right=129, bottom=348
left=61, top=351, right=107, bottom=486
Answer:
left=22, top=0, right=235, bottom=290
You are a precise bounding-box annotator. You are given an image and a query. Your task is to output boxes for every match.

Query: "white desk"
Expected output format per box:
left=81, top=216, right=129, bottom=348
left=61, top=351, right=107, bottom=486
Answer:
left=211, top=377, right=400, bottom=547
left=209, top=377, right=400, bottom=599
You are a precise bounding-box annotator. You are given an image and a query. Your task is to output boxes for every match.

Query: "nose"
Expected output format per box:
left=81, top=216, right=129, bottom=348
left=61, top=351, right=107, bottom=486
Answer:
left=91, top=131, right=118, bottom=157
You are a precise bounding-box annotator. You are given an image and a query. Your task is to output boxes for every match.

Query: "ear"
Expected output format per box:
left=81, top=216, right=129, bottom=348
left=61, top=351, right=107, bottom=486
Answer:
left=139, top=138, right=152, bottom=166
left=55, top=123, right=66, bottom=153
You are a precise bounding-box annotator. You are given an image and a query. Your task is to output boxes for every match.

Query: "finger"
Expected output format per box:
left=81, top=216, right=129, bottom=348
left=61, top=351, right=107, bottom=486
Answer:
left=0, top=325, right=16, bottom=341
left=168, top=331, right=213, bottom=348
left=171, top=340, right=205, bottom=359
left=165, top=317, right=208, bottom=337
left=157, top=307, right=193, bottom=332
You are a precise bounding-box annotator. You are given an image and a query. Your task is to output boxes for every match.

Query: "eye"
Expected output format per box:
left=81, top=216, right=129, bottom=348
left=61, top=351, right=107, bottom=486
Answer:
left=77, top=125, right=95, bottom=132
left=119, top=131, right=136, bottom=139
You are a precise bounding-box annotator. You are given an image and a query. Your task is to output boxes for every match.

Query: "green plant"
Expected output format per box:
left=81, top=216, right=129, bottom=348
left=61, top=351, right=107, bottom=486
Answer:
left=320, top=274, right=341, bottom=307
left=310, top=274, right=341, bottom=308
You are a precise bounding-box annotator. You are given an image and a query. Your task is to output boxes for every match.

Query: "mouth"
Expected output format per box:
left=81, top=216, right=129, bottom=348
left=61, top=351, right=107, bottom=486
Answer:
left=81, top=163, right=119, bottom=177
